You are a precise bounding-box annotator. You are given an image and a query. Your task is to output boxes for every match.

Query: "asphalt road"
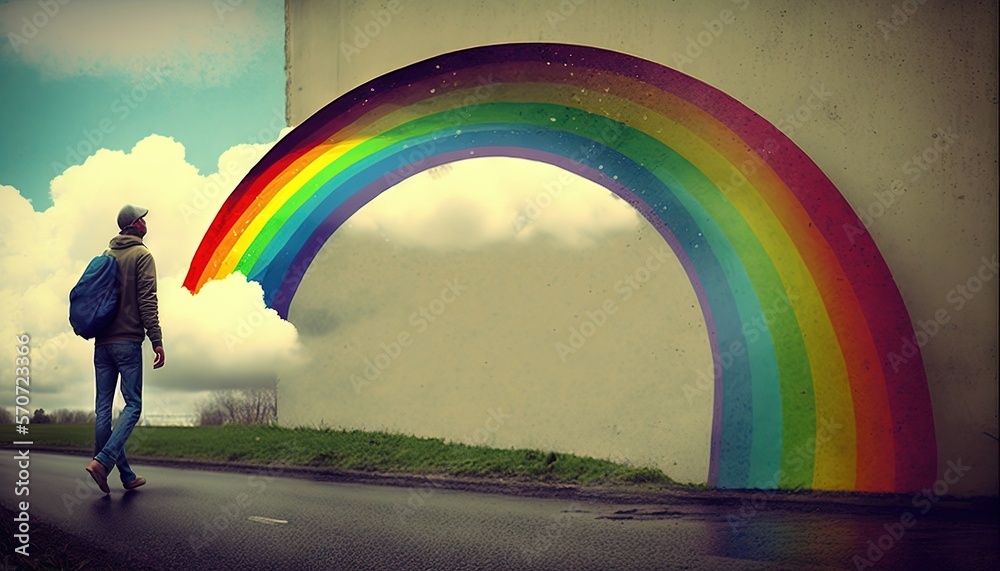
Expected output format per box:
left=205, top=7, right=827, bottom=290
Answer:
left=1, top=453, right=996, bottom=570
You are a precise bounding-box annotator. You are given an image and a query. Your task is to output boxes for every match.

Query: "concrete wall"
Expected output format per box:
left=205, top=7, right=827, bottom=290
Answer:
left=282, top=0, right=998, bottom=495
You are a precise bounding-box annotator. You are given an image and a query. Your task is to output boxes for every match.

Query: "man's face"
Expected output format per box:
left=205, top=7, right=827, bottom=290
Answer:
left=133, top=217, right=147, bottom=237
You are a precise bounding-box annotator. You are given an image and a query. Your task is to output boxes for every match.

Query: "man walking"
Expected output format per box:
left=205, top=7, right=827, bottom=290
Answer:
left=85, top=204, right=165, bottom=493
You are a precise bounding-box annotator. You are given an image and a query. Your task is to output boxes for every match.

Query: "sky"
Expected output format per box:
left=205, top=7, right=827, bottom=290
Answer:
left=0, top=0, right=286, bottom=210
left=0, top=0, right=688, bottom=446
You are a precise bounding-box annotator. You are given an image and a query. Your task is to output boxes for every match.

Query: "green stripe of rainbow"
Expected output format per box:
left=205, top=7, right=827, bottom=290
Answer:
left=184, top=43, right=936, bottom=492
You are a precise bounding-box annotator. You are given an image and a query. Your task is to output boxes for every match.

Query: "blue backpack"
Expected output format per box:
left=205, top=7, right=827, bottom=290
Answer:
left=69, top=250, right=120, bottom=339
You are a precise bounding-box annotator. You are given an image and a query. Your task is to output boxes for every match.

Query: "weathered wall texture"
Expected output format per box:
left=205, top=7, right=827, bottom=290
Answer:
left=282, top=0, right=998, bottom=495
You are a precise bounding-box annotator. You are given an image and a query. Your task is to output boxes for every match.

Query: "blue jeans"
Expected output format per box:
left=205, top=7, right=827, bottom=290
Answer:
left=93, top=342, right=142, bottom=485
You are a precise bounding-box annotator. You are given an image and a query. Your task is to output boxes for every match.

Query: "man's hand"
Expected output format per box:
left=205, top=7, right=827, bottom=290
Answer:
left=153, top=345, right=165, bottom=369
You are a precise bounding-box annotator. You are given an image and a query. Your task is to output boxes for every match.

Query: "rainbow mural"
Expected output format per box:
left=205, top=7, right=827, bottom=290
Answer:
left=185, top=43, right=936, bottom=493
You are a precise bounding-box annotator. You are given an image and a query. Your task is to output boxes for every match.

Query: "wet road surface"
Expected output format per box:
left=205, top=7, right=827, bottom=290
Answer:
left=2, top=453, right=996, bottom=570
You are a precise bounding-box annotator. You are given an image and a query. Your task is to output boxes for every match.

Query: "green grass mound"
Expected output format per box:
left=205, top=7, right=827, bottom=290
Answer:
left=26, top=423, right=678, bottom=487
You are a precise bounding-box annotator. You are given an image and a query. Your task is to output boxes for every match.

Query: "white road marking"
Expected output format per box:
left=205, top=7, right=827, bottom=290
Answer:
left=248, top=516, right=288, bottom=525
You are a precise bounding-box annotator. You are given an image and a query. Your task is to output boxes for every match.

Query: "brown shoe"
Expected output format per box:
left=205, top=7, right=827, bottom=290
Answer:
left=123, top=477, right=146, bottom=490
left=86, top=459, right=110, bottom=494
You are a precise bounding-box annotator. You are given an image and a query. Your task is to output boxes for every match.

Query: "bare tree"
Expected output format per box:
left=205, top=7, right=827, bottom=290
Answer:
left=0, top=407, right=13, bottom=424
left=199, top=407, right=227, bottom=426
left=197, top=382, right=278, bottom=426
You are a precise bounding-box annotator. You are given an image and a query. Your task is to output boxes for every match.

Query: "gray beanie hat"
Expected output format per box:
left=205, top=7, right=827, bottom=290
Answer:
left=117, top=204, right=149, bottom=230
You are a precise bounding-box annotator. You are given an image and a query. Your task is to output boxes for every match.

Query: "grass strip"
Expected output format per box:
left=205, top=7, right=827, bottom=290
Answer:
left=23, top=423, right=676, bottom=487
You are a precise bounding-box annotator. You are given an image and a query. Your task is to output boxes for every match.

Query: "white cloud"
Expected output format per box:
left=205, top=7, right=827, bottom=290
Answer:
left=344, top=158, right=640, bottom=249
left=0, top=133, right=299, bottom=414
left=157, top=273, right=304, bottom=392
left=0, top=0, right=280, bottom=86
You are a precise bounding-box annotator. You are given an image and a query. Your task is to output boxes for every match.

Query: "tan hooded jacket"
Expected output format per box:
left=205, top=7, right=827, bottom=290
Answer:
left=94, top=233, right=163, bottom=349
